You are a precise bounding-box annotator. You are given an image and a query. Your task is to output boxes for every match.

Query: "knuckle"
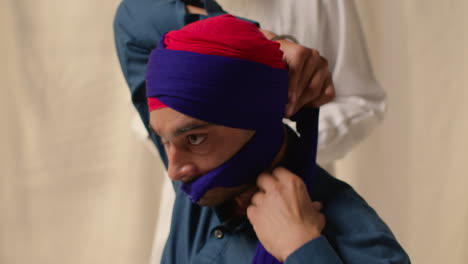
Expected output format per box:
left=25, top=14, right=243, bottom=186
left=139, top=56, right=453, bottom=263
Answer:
left=321, top=56, right=329, bottom=68
left=290, top=176, right=305, bottom=190
left=312, top=201, right=322, bottom=210
left=273, top=166, right=289, bottom=175
left=257, top=172, right=270, bottom=183
left=251, top=192, right=262, bottom=204
left=258, top=173, right=274, bottom=187
left=326, top=86, right=335, bottom=99
left=319, top=213, right=326, bottom=225
left=289, top=174, right=302, bottom=185
left=282, top=181, right=293, bottom=190
left=295, top=46, right=310, bottom=58
left=308, top=80, right=322, bottom=97
left=311, top=48, right=320, bottom=57
left=257, top=173, right=265, bottom=183
left=246, top=206, right=255, bottom=219
left=270, top=181, right=282, bottom=193
left=272, top=167, right=283, bottom=175
left=311, top=77, right=322, bottom=91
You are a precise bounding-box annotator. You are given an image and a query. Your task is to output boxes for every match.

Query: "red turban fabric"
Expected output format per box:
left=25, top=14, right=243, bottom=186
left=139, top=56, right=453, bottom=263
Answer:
left=164, top=14, right=286, bottom=69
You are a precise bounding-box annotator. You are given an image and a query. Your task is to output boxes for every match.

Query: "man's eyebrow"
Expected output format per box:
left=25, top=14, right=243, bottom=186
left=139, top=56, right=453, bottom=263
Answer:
left=173, top=123, right=212, bottom=137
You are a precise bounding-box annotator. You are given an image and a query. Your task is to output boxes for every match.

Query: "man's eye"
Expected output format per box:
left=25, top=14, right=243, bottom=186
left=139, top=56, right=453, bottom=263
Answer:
left=187, top=135, right=206, bottom=145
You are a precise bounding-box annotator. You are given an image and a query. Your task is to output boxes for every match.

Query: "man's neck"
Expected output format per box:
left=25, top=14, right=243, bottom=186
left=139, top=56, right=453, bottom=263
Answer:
left=228, top=125, right=289, bottom=218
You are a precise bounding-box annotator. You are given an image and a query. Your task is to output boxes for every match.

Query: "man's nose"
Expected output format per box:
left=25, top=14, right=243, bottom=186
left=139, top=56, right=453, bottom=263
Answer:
left=166, top=146, right=197, bottom=182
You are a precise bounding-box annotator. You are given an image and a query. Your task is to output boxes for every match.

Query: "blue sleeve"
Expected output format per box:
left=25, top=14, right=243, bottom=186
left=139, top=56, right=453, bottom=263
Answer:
left=113, top=0, right=258, bottom=168
left=284, top=236, right=342, bottom=264
left=113, top=0, right=189, bottom=167
left=285, top=176, right=411, bottom=264
left=285, top=234, right=410, bottom=264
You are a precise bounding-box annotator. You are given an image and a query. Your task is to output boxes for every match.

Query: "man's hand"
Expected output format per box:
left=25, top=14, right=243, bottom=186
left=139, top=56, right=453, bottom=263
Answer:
left=281, top=40, right=335, bottom=116
left=261, top=30, right=336, bottom=117
left=247, top=167, right=325, bottom=262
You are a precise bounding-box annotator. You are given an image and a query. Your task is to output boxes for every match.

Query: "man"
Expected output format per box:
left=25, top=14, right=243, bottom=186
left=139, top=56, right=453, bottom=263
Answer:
left=113, top=1, right=388, bottom=261
left=142, top=15, right=409, bottom=263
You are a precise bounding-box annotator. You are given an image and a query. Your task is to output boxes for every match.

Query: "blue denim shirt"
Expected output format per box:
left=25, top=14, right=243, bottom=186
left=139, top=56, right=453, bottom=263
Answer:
left=113, top=1, right=411, bottom=263
left=159, top=127, right=410, bottom=264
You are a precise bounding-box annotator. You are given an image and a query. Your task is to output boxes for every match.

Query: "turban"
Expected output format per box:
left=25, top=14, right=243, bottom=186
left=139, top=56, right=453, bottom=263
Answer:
left=146, top=15, right=288, bottom=202
left=146, top=14, right=319, bottom=264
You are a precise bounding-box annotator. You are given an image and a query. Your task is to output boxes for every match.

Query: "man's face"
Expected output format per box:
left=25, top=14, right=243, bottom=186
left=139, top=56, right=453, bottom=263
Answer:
left=149, top=107, right=255, bottom=206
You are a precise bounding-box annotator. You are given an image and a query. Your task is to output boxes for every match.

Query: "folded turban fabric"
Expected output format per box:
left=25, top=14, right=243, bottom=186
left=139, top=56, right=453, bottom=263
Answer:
left=146, top=14, right=319, bottom=264
left=146, top=14, right=288, bottom=202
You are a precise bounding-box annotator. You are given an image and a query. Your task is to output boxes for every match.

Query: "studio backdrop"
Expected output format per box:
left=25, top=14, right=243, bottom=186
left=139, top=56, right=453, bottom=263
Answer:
left=1, top=0, right=467, bottom=264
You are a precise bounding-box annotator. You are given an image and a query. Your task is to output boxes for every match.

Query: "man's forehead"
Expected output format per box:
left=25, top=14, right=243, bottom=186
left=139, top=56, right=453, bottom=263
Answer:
left=150, top=108, right=211, bottom=137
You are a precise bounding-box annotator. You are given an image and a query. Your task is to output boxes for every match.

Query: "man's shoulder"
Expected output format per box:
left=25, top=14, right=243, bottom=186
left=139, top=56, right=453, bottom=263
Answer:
left=314, top=168, right=394, bottom=236
left=114, top=0, right=185, bottom=47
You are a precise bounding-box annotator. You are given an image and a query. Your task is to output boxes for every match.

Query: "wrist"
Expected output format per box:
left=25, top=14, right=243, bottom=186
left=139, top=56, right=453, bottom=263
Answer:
left=259, top=28, right=277, bottom=40
left=270, top=34, right=299, bottom=44
left=280, top=228, right=322, bottom=261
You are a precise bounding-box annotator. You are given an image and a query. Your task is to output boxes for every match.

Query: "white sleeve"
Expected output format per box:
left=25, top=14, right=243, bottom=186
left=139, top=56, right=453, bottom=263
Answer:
left=276, top=0, right=387, bottom=164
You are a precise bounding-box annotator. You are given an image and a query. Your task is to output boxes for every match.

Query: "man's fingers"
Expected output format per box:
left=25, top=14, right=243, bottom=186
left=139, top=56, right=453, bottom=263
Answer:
left=310, top=86, right=335, bottom=107
left=286, top=49, right=324, bottom=117
left=294, top=77, right=326, bottom=113
left=288, top=55, right=332, bottom=115
left=295, top=52, right=319, bottom=100
left=257, top=172, right=278, bottom=192
left=297, top=50, right=322, bottom=100
left=250, top=192, right=265, bottom=206
left=286, top=69, right=304, bottom=117
left=311, top=201, right=323, bottom=211
left=246, top=204, right=256, bottom=221
left=272, top=167, right=301, bottom=186
left=296, top=77, right=325, bottom=112
left=271, top=167, right=293, bottom=178
left=285, top=46, right=311, bottom=117
left=309, top=75, right=335, bottom=107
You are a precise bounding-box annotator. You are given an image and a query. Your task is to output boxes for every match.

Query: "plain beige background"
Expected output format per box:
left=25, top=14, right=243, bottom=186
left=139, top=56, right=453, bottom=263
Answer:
left=1, top=0, right=467, bottom=264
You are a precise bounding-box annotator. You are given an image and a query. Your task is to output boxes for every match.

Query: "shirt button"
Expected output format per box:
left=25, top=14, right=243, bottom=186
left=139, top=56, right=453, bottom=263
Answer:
left=213, top=228, right=224, bottom=239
